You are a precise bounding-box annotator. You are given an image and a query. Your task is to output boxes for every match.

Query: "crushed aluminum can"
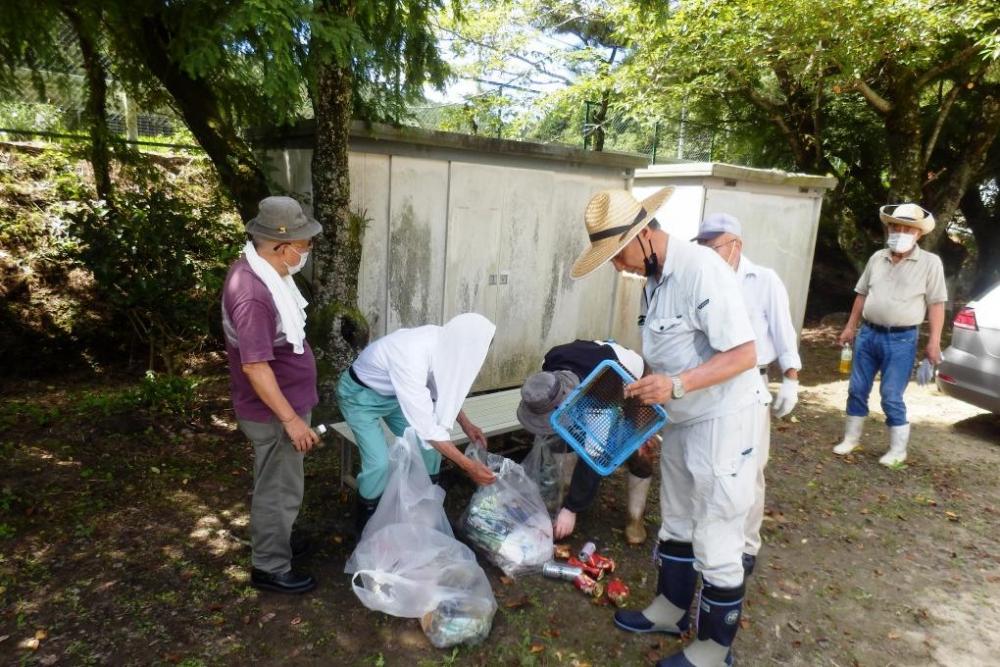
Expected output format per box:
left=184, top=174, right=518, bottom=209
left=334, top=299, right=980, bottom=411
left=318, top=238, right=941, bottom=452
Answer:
left=606, top=578, right=630, bottom=607
left=542, top=561, right=583, bottom=581
left=578, top=541, right=597, bottom=562
left=573, top=573, right=604, bottom=598
left=567, top=556, right=604, bottom=580
left=589, top=551, right=616, bottom=574
left=553, top=543, right=573, bottom=561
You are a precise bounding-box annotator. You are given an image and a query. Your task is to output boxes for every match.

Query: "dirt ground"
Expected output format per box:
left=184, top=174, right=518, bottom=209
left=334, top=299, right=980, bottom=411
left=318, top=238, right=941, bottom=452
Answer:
left=2, top=325, right=999, bottom=667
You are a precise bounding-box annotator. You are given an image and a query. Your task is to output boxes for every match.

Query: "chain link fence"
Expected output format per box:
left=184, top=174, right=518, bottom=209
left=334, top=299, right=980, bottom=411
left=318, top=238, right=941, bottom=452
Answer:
left=404, top=92, right=744, bottom=165
left=0, top=20, right=192, bottom=148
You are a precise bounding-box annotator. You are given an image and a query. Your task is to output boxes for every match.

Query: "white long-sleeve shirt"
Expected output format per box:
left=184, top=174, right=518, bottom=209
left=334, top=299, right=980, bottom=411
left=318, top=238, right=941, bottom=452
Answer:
left=352, top=325, right=451, bottom=442
left=350, top=314, right=495, bottom=445
left=737, top=254, right=802, bottom=372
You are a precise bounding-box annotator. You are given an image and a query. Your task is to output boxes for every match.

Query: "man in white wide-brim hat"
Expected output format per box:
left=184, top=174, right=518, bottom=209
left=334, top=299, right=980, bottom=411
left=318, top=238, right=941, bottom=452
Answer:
left=834, top=203, right=947, bottom=466
left=572, top=189, right=769, bottom=667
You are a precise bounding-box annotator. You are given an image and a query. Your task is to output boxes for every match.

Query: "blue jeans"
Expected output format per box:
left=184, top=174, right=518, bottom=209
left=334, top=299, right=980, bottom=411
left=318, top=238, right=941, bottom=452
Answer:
left=846, top=324, right=917, bottom=427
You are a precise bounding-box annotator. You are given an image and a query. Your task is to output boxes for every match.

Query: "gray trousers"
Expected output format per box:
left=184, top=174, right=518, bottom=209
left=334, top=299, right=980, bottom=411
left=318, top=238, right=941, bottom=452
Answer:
left=237, top=412, right=310, bottom=574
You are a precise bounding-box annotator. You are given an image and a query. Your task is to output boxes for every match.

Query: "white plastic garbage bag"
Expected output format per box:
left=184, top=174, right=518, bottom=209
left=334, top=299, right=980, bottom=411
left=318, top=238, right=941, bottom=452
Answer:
left=345, top=428, right=496, bottom=648
left=460, top=442, right=554, bottom=577
left=522, top=435, right=562, bottom=517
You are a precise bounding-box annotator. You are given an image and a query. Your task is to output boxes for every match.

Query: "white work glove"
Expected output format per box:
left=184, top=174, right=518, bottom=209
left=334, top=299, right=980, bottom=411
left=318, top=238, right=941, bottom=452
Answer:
left=772, top=378, right=799, bottom=418
left=916, top=358, right=935, bottom=386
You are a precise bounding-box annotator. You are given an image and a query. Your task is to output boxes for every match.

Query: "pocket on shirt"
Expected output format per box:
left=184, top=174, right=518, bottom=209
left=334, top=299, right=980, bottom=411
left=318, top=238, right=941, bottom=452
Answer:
left=645, top=316, right=697, bottom=364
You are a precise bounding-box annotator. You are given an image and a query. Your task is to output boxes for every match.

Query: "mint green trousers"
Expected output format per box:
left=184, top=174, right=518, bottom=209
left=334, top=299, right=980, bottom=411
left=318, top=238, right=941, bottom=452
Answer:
left=335, top=370, right=441, bottom=499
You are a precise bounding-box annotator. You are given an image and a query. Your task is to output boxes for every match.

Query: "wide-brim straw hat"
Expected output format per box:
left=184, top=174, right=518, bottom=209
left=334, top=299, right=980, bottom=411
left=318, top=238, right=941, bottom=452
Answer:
left=879, top=203, right=935, bottom=234
left=571, top=187, right=674, bottom=279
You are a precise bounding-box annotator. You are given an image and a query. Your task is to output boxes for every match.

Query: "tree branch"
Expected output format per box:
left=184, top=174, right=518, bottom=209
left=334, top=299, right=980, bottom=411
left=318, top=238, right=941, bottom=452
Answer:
left=915, top=43, right=981, bottom=89
left=852, top=78, right=893, bottom=115
left=923, top=81, right=961, bottom=169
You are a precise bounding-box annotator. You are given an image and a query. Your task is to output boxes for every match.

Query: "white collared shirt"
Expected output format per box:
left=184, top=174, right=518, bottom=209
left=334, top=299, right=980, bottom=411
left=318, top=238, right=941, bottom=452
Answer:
left=351, top=325, right=451, bottom=442
left=737, top=254, right=802, bottom=372
left=641, top=241, right=768, bottom=425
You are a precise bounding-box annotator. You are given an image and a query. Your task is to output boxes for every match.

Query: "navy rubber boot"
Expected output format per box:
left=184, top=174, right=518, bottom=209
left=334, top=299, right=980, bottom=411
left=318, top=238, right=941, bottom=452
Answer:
left=614, top=540, right=696, bottom=635
left=657, top=580, right=744, bottom=667
left=742, top=553, right=756, bottom=578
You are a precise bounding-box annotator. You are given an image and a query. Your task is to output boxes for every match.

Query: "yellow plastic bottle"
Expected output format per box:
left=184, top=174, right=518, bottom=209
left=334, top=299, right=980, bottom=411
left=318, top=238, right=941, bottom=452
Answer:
left=839, top=343, right=853, bottom=374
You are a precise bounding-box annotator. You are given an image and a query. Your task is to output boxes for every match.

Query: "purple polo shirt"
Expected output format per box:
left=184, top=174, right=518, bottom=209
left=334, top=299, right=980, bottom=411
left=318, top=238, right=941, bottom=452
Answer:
left=222, top=257, right=318, bottom=422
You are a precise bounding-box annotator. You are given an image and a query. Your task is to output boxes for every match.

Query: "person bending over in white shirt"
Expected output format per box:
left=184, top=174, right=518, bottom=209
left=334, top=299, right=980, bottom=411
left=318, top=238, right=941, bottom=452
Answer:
left=335, top=313, right=497, bottom=533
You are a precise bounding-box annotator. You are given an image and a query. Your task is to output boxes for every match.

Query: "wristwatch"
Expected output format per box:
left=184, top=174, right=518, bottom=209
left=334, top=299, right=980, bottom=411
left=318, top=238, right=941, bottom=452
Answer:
left=670, top=376, right=686, bottom=399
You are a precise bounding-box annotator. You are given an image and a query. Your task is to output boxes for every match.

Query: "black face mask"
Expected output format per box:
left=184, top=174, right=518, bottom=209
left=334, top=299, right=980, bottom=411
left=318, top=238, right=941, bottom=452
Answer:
left=640, top=236, right=659, bottom=278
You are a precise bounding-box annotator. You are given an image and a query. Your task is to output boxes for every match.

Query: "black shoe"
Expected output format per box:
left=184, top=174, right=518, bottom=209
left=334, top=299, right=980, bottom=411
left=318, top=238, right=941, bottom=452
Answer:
left=742, top=553, right=756, bottom=578
left=250, top=568, right=316, bottom=594
left=354, top=495, right=381, bottom=537
left=290, top=531, right=312, bottom=559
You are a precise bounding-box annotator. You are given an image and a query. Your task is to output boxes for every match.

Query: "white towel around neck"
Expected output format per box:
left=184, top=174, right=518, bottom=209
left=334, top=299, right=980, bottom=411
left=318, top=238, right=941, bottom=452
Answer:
left=242, top=240, right=309, bottom=354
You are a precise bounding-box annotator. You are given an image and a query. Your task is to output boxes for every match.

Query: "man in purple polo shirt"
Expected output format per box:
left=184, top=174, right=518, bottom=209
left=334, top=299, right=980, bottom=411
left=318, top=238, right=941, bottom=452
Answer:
left=222, top=196, right=322, bottom=594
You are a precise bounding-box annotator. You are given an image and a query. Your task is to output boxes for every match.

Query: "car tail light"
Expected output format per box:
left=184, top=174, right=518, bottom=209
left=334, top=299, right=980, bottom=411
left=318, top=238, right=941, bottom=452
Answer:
left=954, top=307, right=978, bottom=331
left=937, top=373, right=956, bottom=384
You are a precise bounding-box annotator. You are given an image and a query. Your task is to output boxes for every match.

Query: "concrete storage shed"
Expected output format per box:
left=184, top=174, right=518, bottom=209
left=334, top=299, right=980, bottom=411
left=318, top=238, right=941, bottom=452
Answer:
left=611, top=162, right=837, bottom=351
left=259, top=122, right=647, bottom=391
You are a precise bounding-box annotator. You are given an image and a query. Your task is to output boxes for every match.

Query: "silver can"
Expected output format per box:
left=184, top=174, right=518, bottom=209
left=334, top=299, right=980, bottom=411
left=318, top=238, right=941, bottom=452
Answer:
left=542, top=561, right=584, bottom=581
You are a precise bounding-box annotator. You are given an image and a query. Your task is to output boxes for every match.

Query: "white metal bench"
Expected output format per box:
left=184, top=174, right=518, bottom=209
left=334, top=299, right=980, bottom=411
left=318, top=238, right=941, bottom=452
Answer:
left=328, top=388, right=524, bottom=490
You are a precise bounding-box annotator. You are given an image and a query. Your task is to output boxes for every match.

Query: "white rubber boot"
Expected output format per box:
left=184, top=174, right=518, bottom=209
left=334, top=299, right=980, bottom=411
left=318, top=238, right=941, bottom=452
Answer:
left=833, top=416, right=865, bottom=455
left=879, top=424, right=910, bottom=467
left=625, top=474, right=651, bottom=545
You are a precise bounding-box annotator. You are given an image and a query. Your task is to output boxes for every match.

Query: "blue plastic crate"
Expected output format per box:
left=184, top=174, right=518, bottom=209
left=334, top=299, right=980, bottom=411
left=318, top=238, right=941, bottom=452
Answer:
left=549, top=360, right=668, bottom=476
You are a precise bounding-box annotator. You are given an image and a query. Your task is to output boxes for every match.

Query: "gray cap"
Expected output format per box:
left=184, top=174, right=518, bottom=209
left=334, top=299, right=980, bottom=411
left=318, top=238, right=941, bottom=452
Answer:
left=516, top=370, right=579, bottom=436
left=693, top=212, right=742, bottom=242
left=245, top=196, right=322, bottom=241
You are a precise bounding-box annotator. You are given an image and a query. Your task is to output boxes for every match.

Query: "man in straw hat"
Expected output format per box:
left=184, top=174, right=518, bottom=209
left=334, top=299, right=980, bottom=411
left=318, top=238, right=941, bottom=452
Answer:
left=694, top=212, right=802, bottom=579
left=833, top=203, right=947, bottom=466
left=222, top=196, right=323, bottom=594
left=573, top=189, right=769, bottom=667
left=516, top=339, right=655, bottom=544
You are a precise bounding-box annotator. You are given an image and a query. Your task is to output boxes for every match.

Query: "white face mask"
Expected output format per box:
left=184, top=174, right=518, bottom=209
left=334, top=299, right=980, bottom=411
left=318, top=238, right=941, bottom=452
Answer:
left=887, top=231, right=917, bottom=254
left=285, top=246, right=309, bottom=275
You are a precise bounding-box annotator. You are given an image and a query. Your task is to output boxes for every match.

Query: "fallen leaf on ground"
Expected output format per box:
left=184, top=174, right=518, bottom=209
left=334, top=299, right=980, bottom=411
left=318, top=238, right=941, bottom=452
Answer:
left=290, top=617, right=302, bottom=625
left=34, top=630, right=47, bottom=641
left=888, top=631, right=900, bottom=640
left=499, top=576, right=514, bottom=586
left=504, top=595, right=531, bottom=609
left=259, top=612, right=276, bottom=625
left=529, top=644, right=544, bottom=654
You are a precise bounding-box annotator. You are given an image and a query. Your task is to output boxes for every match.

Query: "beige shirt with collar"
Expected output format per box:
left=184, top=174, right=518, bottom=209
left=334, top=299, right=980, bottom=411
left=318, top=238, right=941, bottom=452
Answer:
left=855, top=245, right=947, bottom=328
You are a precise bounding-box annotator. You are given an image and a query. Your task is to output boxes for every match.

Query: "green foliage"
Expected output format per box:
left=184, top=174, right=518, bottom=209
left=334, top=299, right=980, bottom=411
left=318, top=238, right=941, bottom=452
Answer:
left=65, top=157, right=241, bottom=370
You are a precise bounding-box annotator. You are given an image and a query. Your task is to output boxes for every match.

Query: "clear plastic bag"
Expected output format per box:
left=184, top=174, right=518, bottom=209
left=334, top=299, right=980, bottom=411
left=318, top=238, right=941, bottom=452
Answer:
left=345, top=428, right=496, bottom=648
left=460, top=442, right=554, bottom=577
left=522, top=435, right=562, bottom=517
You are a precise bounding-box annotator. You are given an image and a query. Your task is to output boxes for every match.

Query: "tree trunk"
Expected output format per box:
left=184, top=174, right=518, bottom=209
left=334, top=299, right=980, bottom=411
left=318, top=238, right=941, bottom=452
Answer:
left=308, top=4, right=368, bottom=402
left=885, top=98, right=925, bottom=203
left=924, top=94, right=1000, bottom=252
left=63, top=6, right=113, bottom=205
left=128, top=16, right=270, bottom=219
left=961, top=184, right=1000, bottom=296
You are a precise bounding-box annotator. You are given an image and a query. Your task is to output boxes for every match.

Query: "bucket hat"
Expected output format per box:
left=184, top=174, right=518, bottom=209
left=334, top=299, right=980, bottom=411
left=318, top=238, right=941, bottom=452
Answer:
left=516, top=370, right=579, bottom=435
left=246, top=196, right=322, bottom=241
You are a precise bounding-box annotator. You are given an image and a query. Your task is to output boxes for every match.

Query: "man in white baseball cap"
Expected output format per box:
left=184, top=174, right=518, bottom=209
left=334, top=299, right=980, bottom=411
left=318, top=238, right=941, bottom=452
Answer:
left=695, top=212, right=802, bottom=578
left=834, top=203, right=947, bottom=466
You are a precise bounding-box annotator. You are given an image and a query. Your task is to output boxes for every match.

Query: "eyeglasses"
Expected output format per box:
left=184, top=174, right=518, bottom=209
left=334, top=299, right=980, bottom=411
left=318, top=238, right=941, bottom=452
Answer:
left=700, top=238, right=737, bottom=251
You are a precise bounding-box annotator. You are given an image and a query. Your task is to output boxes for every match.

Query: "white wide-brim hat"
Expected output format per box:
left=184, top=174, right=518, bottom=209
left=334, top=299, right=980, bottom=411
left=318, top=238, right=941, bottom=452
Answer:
left=571, top=187, right=674, bottom=280
left=879, top=203, right=935, bottom=234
